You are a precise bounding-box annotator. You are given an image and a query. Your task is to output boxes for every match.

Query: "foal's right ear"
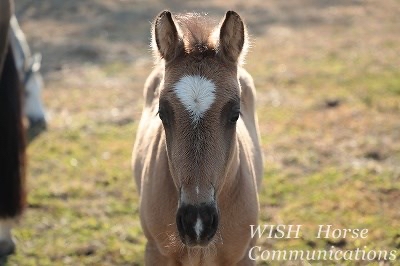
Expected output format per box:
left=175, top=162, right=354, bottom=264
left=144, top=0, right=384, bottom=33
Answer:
left=217, top=11, right=247, bottom=64
left=152, top=11, right=184, bottom=62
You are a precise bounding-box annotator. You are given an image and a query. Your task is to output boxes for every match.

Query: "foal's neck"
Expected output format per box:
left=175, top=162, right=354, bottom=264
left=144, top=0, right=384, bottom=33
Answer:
left=218, top=137, right=241, bottom=195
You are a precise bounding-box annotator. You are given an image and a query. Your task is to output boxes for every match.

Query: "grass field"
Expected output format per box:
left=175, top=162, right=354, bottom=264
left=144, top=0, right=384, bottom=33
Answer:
left=3, top=0, right=400, bottom=265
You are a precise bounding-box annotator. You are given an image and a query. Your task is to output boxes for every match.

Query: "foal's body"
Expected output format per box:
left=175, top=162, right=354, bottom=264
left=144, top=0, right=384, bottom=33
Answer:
left=133, top=11, right=262, bottom=265
left=134, top=66, right=262, bottom=265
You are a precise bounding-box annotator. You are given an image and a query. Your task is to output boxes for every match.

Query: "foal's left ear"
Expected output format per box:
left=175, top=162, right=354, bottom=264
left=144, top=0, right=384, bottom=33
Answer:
left=218, top=11, right=247, bottom=64
left=152, top=10, right=184, bottom=62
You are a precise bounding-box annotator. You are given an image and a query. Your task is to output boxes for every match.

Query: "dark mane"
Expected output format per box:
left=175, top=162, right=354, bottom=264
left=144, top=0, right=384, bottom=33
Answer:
left=0, top=43, right=26, bottom=218
left=174, top=13, right=218, bottom=56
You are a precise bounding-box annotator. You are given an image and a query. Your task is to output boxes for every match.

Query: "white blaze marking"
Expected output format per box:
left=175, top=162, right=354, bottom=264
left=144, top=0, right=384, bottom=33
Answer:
left=194, top=217, right=203, bottom=240
left=173, top=75, right=216, bottom=124
left=196, top=186, right=199, bottom=195
left=180, top=187, right=215, bottom=205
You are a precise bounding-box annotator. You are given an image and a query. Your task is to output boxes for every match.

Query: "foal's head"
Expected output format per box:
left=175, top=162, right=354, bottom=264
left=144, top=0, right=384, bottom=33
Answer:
left=153, top=11, right=247, bottom=247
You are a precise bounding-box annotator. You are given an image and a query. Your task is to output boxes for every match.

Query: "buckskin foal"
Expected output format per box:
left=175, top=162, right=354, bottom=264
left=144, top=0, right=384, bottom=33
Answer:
left=132, top=10, right=263, bottom=265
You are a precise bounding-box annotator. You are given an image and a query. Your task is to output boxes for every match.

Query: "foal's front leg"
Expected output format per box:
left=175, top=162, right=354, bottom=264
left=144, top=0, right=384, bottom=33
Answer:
left=236, top=249, right=256, bottom=266
left=145, top=242, right=180, bottom=266
left=237, top=257, right=256, bottom=266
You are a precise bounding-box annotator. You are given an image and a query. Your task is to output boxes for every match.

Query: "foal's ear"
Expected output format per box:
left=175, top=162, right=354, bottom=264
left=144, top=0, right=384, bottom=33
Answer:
left=218, top=11, right=247, bottom=64
left=152, top=10, right=184, bottom=62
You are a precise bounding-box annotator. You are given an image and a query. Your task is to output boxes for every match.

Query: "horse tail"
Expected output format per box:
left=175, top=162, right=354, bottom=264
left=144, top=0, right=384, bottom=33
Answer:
left=0, top=43, right=27, bottom=218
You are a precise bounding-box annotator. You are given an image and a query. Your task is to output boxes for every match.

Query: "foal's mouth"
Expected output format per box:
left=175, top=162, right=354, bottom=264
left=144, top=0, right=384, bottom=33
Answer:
left=176, top=203, right=219, bottom=247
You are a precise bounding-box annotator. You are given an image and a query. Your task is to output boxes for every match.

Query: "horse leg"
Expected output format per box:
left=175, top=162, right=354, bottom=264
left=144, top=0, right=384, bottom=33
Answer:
left=235, top=244, right=257, bottom=266
left=236, top=257, right=255, bottom=266
left=145, top=242, right=179, bottom=266
left=0, top=219, right=15, bottom=257
left=145, top=242, right=165, bottom=265
left=236, top=254, right=256, bottom=266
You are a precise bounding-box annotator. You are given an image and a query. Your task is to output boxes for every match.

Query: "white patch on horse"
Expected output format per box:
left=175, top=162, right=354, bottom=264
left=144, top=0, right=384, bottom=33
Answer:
left=24, top=68, right=46, bottom=122
left=173, top=75, right=216, bottom=124
left=195, top=186, right=199, bottom=195
left=10, top=16, right=46, bottom=123
left=194, top=216, right=203, bottom=240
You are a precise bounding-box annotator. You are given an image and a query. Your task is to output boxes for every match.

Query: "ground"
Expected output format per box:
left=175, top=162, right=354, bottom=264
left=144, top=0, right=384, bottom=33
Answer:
left=2, top=0, right=400, bottom=265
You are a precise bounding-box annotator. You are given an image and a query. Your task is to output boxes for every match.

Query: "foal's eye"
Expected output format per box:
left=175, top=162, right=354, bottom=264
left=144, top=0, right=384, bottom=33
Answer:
left=158, top=109, right=164, bottom=121
left=158, top=101, right=173, bottom=127
left=158, top=106, right=171, bottom=127
left=229, top=110, right=240, bottom=124
left=158, top=109, right=166, bottom=123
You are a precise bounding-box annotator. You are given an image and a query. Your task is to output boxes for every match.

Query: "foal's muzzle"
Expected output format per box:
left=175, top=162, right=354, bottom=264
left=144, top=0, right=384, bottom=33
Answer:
left=176, top=203, right=219, bottom=246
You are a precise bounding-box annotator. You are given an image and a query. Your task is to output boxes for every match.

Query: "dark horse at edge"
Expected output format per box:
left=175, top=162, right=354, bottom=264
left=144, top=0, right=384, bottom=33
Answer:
left=1, top=0, right=47, bottom=257
left=0, top=0, right=26, bottom=256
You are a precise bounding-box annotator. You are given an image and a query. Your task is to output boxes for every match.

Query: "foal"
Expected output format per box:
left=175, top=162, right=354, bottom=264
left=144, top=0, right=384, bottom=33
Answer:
left=132, top=10, right=263, bottom=265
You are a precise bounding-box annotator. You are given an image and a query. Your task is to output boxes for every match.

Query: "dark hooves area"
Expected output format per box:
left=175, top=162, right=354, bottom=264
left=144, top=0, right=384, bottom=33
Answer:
left=0, top=240, right=16, bottom=264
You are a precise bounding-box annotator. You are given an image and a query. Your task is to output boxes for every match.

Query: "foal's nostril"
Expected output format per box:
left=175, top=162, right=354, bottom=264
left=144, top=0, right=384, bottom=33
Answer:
left=177, top=210, right=185, bottom=236
left=208, top=212, right=219, bottom=240
left=210, top=212, right=217, bottom=227
left=202, top=211, right=211, bottom=224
